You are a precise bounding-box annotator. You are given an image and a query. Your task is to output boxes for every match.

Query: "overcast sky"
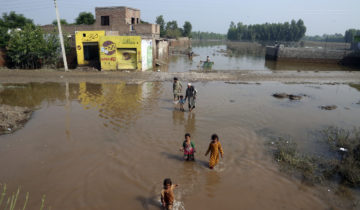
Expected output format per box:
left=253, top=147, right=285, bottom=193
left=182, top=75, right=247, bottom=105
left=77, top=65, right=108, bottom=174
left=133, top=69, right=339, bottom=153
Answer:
left=1, top=0, right=359, bottom=36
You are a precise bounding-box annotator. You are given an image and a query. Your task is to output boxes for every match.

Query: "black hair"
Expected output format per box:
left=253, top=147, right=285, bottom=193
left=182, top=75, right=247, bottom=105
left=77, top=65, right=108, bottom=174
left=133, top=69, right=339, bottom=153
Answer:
left=185, top=133, right=191, bottom=138
left=211, top=134, right=219, bottom=141
left=180, top=95, right=183, bottom=98
left=163, top=178, right=172, bottom=186
left=173, top=77, right=178, bottom=81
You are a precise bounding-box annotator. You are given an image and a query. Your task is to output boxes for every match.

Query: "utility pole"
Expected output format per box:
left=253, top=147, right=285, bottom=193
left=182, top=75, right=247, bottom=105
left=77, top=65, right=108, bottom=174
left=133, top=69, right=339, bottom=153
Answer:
left=54, top=0, right=68, bottom=71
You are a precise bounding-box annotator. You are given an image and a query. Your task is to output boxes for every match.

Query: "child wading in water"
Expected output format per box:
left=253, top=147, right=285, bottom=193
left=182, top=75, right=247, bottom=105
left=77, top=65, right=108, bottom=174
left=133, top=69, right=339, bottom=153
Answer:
left=178, top=95, right=185, bottom=112
left=205, top=134, right=224, bottom=169
left=180, top=133, right=196, bottom=161
left=161, top=178, right=178, bottom=210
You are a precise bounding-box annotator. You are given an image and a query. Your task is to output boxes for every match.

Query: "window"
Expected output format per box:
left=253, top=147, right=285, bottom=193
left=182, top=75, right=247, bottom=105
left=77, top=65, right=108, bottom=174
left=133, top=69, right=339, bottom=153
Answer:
left=137, top=18, right=139, bottom=24
left=131, top=17, right=135, bottom=24
left=101, top=16, right=109, bottom=26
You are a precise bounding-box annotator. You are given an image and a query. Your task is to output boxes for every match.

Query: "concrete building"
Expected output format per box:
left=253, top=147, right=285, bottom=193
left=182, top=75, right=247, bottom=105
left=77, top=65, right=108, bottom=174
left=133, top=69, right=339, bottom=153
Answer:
left=42, top=6, right=169, bottom=71
left=42, top=6, right=159, bottom=38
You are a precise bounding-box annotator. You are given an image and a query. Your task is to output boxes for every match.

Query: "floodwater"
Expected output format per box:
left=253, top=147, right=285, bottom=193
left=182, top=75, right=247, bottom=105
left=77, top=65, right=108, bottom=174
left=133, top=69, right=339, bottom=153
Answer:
left=159, top=42, right=356, bottom=72
left=1, top=81, right=360, bottom=210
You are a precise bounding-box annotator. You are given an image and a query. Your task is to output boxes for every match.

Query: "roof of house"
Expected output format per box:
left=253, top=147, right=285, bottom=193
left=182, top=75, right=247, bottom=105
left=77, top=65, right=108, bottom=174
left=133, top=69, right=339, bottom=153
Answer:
left=95, top=6, right=140, bottom=11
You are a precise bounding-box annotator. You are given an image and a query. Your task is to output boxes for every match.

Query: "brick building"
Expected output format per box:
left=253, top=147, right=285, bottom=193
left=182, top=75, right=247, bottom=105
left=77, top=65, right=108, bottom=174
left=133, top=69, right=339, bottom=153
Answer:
left=42, top=6, right=159, bottom=37
left=42, top=6, right=168, bottom=70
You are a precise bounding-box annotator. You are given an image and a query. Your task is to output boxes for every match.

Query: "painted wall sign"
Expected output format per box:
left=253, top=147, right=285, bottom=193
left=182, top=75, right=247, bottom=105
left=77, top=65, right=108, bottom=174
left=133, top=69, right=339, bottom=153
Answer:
left=100, top=36, right=142, bottom=71
left=101, top=41, right=116, bottom=56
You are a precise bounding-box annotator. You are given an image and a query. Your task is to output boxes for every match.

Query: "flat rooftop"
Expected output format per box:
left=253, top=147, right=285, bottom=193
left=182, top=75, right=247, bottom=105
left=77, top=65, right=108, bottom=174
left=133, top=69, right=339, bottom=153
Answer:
left=95, top=6, right=140, bottom=11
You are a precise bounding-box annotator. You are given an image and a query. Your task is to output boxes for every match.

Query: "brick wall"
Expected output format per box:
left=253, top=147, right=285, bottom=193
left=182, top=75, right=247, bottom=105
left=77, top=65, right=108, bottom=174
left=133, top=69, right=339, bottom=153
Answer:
left=169, top=37, right=190, bottom=48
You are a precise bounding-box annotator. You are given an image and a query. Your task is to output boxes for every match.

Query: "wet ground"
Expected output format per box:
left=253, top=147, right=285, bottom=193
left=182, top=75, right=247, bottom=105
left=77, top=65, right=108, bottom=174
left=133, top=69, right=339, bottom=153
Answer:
left=1, top=81, right=360, bottom=210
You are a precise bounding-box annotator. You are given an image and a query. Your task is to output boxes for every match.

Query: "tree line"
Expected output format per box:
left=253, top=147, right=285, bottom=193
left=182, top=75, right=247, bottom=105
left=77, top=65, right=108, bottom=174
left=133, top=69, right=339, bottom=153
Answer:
left=227, top=19, right=306, bottom=42
left=191, top=31, right=226, bottom=40
left=302, top=29, right=360, bottom=43
left=155, top=15, right=192, bottom=38
left=51, top=12, right=95, bottom=26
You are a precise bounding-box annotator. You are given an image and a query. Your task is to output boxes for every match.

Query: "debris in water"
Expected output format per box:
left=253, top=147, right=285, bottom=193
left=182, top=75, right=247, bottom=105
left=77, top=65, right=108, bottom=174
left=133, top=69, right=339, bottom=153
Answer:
left=288, top=94, right=302, bottom=100
left=339, top=147, right=348, bottom=152
left=320, top=105, right=337, bottom=110
left=272, top=93, right=288, bottom=99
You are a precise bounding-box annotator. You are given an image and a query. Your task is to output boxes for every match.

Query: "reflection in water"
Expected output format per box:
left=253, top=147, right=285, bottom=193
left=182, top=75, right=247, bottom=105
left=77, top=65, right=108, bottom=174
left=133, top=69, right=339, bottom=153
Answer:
left=205, top=171, right=221, bottom=198
left=265, top=59, right=353, bottom=71
left=78, top=82, right=161, bottom=130
left=160, top=42, right=358, bottom=72
left=0, top=82, right=79, bottom=108
left=184, top=112, right=196, bottom=134
left=1, top=82, right=360, bottom=209
left=349, top=83, right=360, bottom=92
left=172, top=110, right=185, bottom=125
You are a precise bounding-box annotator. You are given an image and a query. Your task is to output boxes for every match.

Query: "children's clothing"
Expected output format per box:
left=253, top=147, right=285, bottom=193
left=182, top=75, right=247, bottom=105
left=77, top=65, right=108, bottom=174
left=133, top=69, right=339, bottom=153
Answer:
left=182, top=140, right=195, bottom=161
left=205, top=141, right=223, bottom=168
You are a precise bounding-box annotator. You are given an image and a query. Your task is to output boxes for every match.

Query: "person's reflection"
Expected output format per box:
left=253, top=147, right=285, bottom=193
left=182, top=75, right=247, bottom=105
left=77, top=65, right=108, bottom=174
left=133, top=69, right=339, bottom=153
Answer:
left=185, top=112, right=196, bottom=134
left=205, top=170, right=221, bottom=198
left=172, top=110, right=185, bottom=125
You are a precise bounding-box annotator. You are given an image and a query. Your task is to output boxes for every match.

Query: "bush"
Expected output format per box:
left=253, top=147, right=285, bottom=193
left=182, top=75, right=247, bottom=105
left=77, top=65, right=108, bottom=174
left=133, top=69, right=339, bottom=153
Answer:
left=6, top=24, right=69, bottom=69
left=269, top=127, right=360, bottom=187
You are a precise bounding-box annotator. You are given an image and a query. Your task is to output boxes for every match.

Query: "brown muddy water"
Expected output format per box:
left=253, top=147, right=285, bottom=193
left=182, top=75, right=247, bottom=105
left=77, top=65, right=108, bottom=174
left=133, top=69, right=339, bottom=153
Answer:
left=159, top=43, right=356, bottom=72
left=1, top=82, right=360, bottom=210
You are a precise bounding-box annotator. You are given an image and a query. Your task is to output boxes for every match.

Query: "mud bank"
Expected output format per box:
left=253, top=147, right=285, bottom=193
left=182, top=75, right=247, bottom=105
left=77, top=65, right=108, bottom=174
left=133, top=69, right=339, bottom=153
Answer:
left=1, top=69, right=360, bottom=84
left=0, top=104, right=33, bottom=135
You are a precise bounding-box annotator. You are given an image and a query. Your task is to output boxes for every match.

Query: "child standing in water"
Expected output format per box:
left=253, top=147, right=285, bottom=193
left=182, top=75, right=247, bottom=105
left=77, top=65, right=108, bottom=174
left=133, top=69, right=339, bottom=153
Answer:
left=180, top=133, right=196, bottom=161
left=161, top=178, right=178, bottom=210
left=178, top=95, right=185, bottom=112
left=205, top=134, right=224, bottom=169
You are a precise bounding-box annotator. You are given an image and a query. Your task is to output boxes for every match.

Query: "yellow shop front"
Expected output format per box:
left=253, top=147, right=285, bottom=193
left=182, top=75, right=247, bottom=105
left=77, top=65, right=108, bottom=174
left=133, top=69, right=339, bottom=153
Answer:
left=99, top=36, right=142, bottom=71
left=75, top=31, right=105, bottom=69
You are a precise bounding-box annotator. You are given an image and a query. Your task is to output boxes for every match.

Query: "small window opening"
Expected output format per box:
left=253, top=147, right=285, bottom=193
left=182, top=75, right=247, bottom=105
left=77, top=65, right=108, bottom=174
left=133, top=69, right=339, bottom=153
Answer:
left=101, top=16, right=110, bottom=26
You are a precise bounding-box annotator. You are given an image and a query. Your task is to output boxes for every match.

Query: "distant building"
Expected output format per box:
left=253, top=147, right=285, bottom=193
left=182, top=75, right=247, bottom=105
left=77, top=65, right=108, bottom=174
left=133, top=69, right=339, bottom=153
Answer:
left=42, top=6, right=169, bottom=71
left=42, top=6, right=159, bottom=38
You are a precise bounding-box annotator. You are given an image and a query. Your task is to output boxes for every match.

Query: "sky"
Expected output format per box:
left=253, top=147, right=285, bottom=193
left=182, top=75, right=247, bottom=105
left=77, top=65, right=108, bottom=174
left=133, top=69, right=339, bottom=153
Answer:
left=0, top=0, right=359, bottom=36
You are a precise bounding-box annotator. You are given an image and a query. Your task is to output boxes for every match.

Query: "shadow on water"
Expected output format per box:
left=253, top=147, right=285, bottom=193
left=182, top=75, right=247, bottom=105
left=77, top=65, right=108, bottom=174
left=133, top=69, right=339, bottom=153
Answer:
left=161, top=151, right=184, bottom=162
left=161, top=151, right=208, bottom=168
left=136, top=195, right=161, bottom=210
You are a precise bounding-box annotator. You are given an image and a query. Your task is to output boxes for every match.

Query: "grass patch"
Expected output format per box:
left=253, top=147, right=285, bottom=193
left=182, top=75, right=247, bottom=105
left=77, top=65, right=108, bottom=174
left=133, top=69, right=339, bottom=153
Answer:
left=0, top=184, right=49, bottom=210
left=269, top=127, right=360, bottom=187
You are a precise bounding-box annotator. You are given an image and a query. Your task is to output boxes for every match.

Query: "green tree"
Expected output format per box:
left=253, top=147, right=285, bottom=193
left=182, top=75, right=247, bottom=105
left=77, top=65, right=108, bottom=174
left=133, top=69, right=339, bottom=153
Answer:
left=155, top=15, right=165, bottom=37
left=227, top=21, right=237, bottom=41
left=6, top=24, right=68, bottom=69
left=75, top=12, right=95, bottom=25
left=183, top=21, right=192, bottom=37
left=226, top=19, right=306, bottom=42
left=0, top=11, right=34, bottom=48
left=165, top=20, right=182, bottom=38
left=52, top=19, right=68, bottom=26
left=345, top=29, right=360, bottom=43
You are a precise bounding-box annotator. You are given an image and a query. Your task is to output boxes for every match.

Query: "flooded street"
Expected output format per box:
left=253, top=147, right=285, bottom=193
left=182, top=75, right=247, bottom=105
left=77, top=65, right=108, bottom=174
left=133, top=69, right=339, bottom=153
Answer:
left=160, top=43, right=356, bottom=72
left=1, top=80, right=360, bottom=209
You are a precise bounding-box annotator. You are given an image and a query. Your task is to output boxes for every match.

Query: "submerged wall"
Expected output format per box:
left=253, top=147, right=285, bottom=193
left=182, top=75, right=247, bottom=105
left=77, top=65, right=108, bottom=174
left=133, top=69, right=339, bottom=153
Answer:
left=266, top=46, right=352, bottom=63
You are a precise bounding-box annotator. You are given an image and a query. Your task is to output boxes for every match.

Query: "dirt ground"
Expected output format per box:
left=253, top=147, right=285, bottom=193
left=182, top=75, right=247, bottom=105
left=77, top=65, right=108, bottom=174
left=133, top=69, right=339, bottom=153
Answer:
left=0, top=104, right=33, bottom=135
left=0, top=69, right=360, bottom=84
